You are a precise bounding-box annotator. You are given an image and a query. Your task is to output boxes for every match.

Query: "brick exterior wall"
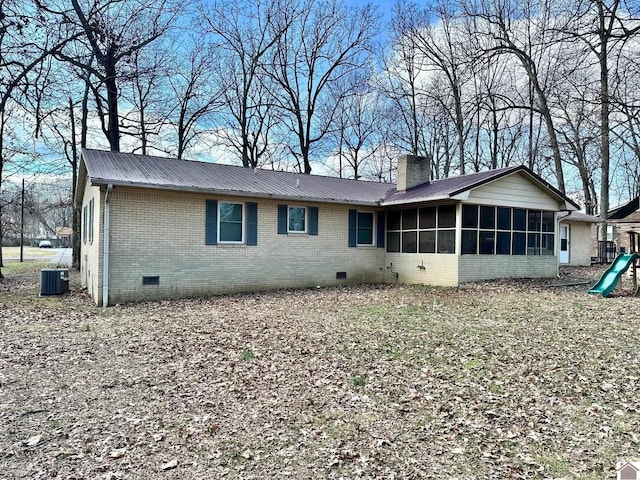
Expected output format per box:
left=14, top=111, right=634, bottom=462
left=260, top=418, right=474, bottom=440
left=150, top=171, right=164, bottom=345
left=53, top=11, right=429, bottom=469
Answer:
left=385, top=253, right=459, bottom=286
left=459, top=256, right=557, bottom=282
left=103, top=188, right=385, bottom=304
left=396, top=155, right=430, bottom=191
left=81, top=169, right=570, bottom=304
left=563, top=221, right=593, bottom=266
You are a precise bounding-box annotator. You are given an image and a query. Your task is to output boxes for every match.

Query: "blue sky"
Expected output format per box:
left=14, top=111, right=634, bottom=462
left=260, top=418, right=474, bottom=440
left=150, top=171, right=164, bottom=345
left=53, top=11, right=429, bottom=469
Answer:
left=344, top=0, right=394, bottom=23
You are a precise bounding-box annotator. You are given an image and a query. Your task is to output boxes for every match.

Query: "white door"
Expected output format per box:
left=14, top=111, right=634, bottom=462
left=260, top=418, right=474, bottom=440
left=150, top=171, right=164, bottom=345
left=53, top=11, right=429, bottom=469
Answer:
left=560, top=224, right=570, bottom=264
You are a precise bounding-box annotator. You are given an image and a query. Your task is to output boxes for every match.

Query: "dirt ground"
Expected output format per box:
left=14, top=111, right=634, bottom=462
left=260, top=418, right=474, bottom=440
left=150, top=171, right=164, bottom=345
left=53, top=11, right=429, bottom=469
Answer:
left=1, top=263, right=639, bottom=479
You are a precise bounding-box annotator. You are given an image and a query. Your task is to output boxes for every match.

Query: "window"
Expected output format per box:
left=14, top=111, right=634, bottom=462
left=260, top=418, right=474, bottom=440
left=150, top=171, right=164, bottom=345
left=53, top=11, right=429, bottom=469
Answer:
left=278, top=204, right=318, bottom=235
left=357, top=212, right=374, bottom=245
left=349, top=210, right=382, bottom=247
left=205, top=200, right=257, bottom=246
left=82, top=205, right=87, bottom=244
left=387, top=204, right=456, bottom=254
left=288, top=206, right=306, bottom=233
left=82, top=200, right=94, bottom=245
left=461, top=204, right=555, bottom=256
left=219, top=202, right=244, bottom=242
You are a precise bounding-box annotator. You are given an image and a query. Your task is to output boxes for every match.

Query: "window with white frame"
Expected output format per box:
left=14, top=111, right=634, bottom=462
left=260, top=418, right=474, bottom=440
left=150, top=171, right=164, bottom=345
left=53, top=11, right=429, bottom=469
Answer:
left=357, top=211, right=374, bottom=245
left=218, top=202, right=244, bottom=243
left=288, top=206, right=307, bottom=233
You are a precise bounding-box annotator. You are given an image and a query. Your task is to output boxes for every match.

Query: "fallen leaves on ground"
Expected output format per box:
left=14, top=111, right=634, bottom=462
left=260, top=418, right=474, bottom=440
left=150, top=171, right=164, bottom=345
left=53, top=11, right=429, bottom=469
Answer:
left=1, top=264, right=639, bottom=479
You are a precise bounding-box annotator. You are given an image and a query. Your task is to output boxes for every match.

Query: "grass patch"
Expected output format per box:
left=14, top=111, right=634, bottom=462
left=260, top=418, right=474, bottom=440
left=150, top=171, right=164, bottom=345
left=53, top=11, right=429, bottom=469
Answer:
left=239, top=348, right=255, bottom=361
left=351, top=375, right=367, bottom=387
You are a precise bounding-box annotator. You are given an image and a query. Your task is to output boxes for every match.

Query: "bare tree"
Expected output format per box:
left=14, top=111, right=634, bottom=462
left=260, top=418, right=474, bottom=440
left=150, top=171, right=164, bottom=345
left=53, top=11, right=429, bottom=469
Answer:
left=269, top=0, right=379, bottom=174
left=162, top=39, right=219, bottom=160
left=556, top=0, right=640, bottom=235
left=327, top=71, right=382, bottom=179
left=46, top=0, right=180, bottom=152
left=0, top=0, right=78, bottom=278
left=120, top=47, right=171, bottom=155
left=462, top=0, right=567, bottom=192
left=402, top=0, right=472, bottom=174
left=201, top=0, right=295, bottom=168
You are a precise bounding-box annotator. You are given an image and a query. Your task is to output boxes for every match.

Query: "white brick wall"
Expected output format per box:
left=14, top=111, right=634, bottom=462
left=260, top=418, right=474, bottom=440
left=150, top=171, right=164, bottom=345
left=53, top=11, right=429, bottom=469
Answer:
left=104, top=188, right=386, bottom=304
left=82, top=184, right=566, bottom=304
left=459, top=255, right=557, bottom=282
left=565, top=222, right=593, bottom=266
left=385, top=253, right=459, bottom=286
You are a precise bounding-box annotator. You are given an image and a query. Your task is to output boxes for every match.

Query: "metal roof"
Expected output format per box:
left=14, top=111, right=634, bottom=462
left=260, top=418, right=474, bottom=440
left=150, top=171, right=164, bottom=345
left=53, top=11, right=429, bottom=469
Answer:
left=381, top=167, right=518, bottom=204
left=560, top=211, right=603, bottom=223
left=79, top=149, right=579, bottom=210
left=381, top=165, right=579, bottom=210
left=80, top=149, right=395, bottom=206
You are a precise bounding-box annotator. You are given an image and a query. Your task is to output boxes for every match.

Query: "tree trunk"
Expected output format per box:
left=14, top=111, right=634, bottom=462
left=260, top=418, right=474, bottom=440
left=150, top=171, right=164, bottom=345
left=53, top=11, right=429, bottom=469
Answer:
left=598, top=28, right=609, bottom=239
left=105, top=61, right=120, bottom=152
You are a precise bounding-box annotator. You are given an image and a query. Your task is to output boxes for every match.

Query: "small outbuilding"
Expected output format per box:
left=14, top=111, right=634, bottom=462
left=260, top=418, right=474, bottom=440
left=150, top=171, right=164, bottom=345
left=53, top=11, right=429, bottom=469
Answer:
left=76, top=149, right=579, bottom=305
left=558, top=212, right=602, bottom=266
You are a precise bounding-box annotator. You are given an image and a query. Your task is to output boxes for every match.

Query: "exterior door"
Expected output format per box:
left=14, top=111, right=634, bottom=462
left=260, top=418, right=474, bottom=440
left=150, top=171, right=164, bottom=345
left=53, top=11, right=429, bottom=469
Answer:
left=560, top=224, right=570, bottom=264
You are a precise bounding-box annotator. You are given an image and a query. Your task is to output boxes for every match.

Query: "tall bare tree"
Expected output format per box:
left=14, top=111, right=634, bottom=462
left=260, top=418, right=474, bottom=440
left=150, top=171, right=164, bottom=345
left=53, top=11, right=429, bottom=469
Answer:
left=557, top=0, right=640, bottom=235
left=46, top=0, right=180, bottom=152
left=328, top=72, right=382, bottom=180
left=402, top=0, right=472, bottom=174
left=201, top=0, right=294, bottom=167
left=0, top=0, right=77, bottom=279
left=164, top=39, right=219, bottom=160
left=269, top=0, right=379, bottom=174
left=462, top=0, right=567, bottom=192
left=381, top=1, right=431, bottom=161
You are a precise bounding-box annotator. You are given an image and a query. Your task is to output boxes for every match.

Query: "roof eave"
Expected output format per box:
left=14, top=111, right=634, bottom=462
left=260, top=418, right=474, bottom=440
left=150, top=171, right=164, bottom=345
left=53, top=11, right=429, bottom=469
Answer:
left=379, top=194, right=452, bottom=206
left=448, top=165, right=580, bottom=211
left=89, top=178, right=382, bottom=207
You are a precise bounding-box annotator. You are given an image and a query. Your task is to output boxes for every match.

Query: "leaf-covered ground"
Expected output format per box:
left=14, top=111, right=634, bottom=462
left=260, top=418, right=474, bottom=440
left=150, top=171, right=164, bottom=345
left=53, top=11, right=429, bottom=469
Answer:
left=1, top=263, right=640, bottom=479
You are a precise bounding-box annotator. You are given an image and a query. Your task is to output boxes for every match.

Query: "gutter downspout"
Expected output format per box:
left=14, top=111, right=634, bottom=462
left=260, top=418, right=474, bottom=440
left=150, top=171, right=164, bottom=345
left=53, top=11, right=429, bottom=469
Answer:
left=102, top=184, right=113, bottom=307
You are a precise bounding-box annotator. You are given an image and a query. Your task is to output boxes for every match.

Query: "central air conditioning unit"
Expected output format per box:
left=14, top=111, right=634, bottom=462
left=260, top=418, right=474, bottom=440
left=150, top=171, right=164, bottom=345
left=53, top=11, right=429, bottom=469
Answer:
left=40, top=269, right=70, bottom=296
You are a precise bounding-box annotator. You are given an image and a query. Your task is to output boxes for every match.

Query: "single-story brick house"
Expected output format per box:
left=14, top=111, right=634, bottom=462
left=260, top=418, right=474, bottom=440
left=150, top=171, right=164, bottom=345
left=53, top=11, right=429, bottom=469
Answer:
left=76, top=149, right=579, bottom=305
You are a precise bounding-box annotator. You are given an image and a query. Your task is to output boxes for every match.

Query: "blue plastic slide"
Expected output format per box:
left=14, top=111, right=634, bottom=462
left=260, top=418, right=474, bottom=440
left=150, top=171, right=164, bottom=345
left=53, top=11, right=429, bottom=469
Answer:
left=588, top=253, right=639, bottom=297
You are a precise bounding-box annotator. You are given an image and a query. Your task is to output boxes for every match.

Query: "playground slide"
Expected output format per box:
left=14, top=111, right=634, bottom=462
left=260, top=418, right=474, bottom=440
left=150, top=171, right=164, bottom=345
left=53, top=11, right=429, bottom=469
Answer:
left=588, top=253, right=639, bottom=297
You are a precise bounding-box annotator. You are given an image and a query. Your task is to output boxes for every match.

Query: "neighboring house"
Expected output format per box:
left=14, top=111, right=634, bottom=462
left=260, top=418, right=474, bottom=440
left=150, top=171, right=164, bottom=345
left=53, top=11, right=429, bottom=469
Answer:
left=606, top=197, right=640, bottom=255
left=55, top=226, right=73, bottom=247
left=558, top=212, right=602, bottom=266
left=76, top=149, right=579, bottom=306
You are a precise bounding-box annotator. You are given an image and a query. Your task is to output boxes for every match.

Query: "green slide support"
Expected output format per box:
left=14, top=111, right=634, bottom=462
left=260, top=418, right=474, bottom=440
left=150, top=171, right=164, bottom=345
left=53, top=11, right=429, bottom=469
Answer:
left=588, top=253, right=639, bottom=297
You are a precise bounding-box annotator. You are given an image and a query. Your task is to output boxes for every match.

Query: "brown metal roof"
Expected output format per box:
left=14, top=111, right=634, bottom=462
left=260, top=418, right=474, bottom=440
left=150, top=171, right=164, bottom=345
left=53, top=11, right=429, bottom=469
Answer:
left=81, top=149, right=395, bottom=206
left=80, top=149, right=579, bottom=210
left=380, top=165, right=579, bottom=209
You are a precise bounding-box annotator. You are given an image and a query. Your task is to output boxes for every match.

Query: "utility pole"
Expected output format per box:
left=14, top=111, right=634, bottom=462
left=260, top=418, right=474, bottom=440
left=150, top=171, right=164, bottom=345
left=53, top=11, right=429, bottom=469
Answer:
left=20, top=178, right=24, bottom=262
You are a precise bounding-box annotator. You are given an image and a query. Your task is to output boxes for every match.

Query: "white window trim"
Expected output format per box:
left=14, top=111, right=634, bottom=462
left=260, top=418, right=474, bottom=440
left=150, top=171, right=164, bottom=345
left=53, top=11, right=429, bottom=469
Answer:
left=218, top=201, right=245, bottom=244
left=287, top=206, right=308, bottom=234
left=356, top=211, right=375, bottom=246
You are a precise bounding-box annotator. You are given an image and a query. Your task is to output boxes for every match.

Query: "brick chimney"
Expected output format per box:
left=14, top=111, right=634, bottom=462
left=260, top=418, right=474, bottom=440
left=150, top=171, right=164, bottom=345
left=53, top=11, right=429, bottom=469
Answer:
left=396, top=155, right=431, bottom=191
